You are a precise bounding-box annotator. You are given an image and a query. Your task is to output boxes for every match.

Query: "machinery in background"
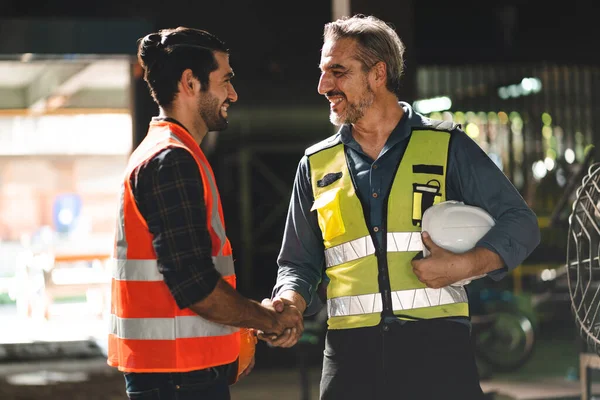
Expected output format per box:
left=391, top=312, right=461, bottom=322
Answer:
left=469, top=283, right=536, bottom=379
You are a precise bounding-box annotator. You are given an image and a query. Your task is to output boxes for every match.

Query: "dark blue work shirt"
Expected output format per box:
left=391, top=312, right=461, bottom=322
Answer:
left=273, top=102, right=540, bottom=320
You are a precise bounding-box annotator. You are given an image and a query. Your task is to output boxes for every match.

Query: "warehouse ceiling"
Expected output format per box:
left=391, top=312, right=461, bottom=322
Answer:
left=0, top=56, right=132, bottom=114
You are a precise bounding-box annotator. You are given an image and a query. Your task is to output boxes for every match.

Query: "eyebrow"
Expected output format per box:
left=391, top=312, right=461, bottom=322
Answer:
left=319, top=63, right=347, bottom=71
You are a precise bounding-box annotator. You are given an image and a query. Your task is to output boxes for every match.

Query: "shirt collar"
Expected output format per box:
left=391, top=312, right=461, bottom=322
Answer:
left=339, top=101, right=416, bottom=149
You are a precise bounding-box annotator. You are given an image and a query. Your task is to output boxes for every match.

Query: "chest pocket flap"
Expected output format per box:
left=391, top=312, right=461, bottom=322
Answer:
left=311, top=187, right=346, bottom=242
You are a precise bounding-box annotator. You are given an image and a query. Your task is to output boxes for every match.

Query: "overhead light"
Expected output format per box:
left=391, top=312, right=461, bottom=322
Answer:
left=46, top=95, right=68, bottom=111
left=532, top=160, right=547, bottom=180
left=565, top=148, right=575, bottom=164
left=28, top=95, right=69, bottom=115
left=413, top=96, right=452, bottom=114
left=20, top=53, right=33, bottom=63
left=497, top=77, right=542, bottom=99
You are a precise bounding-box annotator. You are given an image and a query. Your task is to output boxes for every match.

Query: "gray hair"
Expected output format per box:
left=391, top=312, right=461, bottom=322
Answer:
left=323, top=14, right=405, bottom=98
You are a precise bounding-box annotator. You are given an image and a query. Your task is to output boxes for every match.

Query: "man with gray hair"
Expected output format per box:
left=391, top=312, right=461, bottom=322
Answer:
left=260, top=14, right=539, bottom=399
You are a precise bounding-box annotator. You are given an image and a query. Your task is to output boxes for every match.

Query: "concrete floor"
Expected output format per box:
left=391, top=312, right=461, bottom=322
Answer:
left=0, top=357, right=598, bottom=400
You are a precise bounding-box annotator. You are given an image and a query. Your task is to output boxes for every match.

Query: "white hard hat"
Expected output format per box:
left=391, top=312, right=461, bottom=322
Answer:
left=421, top=200, right=495, bottom=285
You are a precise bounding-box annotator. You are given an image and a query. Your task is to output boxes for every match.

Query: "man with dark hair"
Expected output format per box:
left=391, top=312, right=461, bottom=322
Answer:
left=108, top=27, right=303, bottom=399
left=261, top=15, right=539, bottom=399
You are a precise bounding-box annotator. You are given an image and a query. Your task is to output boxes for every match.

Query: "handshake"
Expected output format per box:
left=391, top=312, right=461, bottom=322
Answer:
left=256, top=292, right=306, bottom=348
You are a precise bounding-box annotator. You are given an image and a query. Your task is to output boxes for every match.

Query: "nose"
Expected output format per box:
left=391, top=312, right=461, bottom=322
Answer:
left=317, top=73, right=332, bottom=95
left=228, top=84, right=238, bottom=103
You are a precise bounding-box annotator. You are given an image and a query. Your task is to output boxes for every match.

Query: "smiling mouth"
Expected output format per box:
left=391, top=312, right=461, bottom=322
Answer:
left=327, top=96, right=344, bottom=110
left=220, top=104, right=229, bottom=116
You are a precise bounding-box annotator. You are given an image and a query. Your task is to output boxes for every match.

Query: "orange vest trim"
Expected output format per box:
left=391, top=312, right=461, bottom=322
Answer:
left=107, top=120, right=240, bottom=373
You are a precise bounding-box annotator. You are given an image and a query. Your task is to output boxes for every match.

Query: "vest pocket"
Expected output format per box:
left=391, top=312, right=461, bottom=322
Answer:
left=311, top=187, right=346, bottom=241
left=412, top=180, right=442, bottom=226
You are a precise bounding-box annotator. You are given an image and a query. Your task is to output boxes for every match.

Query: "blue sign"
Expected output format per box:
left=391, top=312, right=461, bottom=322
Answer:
left=52, top=193, right=82, bottom=233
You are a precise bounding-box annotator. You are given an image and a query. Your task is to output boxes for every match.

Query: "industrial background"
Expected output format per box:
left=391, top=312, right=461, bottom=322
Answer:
left=0, top=0, right=599, bottom=399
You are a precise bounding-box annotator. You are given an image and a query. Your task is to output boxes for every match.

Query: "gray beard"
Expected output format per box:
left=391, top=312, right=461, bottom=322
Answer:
left=330, top=91, right=374, bottom=125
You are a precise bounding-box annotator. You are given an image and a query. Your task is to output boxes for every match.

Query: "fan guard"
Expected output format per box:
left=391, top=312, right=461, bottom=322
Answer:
left=567, top=162, right=600, bottom=355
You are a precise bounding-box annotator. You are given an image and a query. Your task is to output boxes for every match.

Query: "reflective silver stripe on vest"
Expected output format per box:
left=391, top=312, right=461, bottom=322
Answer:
left=214, top=255, right=235, bottom=277
left=113, top=259, right=163, bottom=281
left=110, top=314, right=238, bottom=339
left=325, top=232, right=423, bottom=268
left=115, top=183, right=128, bottom=260
left=170, top=133, right=228, bottom=257
left=387, top=232, right=423, bottom=253
left=325, top=235, right=376, bottom=268
left=327, top=286, right=468, bottom=317
left=112, top=255, right=235, bottom=281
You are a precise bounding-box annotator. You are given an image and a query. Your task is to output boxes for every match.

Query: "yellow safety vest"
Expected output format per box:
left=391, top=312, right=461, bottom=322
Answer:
left=307, top=127, right=469, bottom=330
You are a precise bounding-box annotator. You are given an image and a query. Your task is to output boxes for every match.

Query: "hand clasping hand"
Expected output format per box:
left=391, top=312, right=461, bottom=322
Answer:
left=258, top=297, right=304, bottom=348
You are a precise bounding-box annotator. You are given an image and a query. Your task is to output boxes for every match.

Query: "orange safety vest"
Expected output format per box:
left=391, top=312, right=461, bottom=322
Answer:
left=107, top=120, right=240, bottom=373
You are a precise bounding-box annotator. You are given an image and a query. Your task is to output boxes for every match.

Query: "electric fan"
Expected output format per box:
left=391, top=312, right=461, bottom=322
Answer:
left=567, top=162, right=600, bottom=355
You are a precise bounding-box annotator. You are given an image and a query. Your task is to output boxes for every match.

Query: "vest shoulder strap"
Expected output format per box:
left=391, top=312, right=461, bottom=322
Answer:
left=305, top=134, right=343, bottom=157
left=416, top=118, right=460, bottom=133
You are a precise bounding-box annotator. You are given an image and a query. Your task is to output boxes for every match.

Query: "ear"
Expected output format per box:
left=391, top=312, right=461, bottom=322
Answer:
left=179, top=69, right=198, bottom=97
left=370, top=61, right=387, bottom=89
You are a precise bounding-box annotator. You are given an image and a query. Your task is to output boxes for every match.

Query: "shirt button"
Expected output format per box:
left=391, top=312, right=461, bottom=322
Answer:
left=372, top=192, right=378, bottom=198
left=383, top=324, right=390, bottom=332
left=373, top=227, right=379, bottom=232
left=373, top=164, right=378, bottom=169
left=175, top=385, right=181, bottom=390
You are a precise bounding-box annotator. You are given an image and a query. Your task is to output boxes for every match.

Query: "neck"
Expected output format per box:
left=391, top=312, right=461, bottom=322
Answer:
left=158, top=107, right=207, bottom=146
left=351, top=99, right=404, bottom=143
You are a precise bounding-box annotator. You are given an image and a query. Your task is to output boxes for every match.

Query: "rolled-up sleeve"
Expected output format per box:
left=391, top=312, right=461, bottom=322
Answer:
left=273, top=155, right=325, bottom=311
left=447, top=130, right=541, bottom=281
left=132, top=147, right=220, bottom=309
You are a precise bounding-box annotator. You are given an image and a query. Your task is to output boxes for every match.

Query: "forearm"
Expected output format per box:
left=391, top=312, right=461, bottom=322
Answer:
left=477, top=208, right=540, bottom=273
left=462, top=247, right=504, bottom=278
left=189, top=279, right=279, bottom=333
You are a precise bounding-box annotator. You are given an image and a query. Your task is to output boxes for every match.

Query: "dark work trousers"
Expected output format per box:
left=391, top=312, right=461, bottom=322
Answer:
left=319, top=319, right=484, bottom=400
left=124, top=363, right=234, bottom=400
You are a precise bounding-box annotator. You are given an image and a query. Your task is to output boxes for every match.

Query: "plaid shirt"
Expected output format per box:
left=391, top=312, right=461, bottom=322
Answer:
left=130, top=122, right=220, bottom=309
